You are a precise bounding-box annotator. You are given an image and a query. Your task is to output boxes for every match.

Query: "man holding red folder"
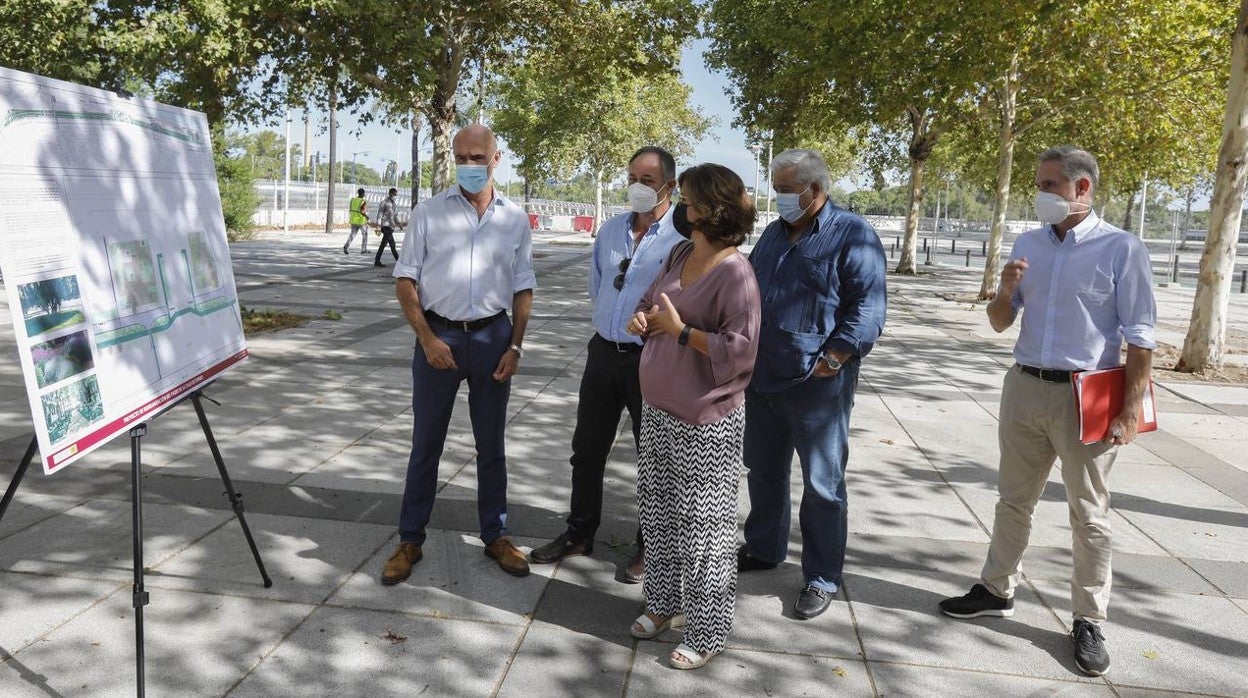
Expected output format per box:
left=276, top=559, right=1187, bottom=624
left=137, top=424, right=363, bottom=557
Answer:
left=939, top=146, right=1157, bottom=678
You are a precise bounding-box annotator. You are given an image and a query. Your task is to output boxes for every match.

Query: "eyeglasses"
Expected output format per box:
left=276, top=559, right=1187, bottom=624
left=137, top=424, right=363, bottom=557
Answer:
left=613, top=257, right=632, bottom=291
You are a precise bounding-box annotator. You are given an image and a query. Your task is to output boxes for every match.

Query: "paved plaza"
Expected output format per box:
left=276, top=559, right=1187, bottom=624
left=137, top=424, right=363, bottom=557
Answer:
left=1, top=228, right=1247, bottom=697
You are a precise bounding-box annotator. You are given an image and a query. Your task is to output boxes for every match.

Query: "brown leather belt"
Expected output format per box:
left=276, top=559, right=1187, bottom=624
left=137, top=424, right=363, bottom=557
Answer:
left=425, top=310, right=504, bottom=332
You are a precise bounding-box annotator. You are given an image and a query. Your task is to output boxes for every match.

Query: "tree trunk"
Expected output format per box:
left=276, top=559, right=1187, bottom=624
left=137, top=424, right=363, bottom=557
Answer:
left=1179, top=0, right=1248, bottom=371
left=593, top=167, right=604, bottom=234
left=1121, top=188, right=1137, bottom=231
left=980, top=70, right=1019, bottom=299
left=898, top=110, right=936, bottom=274
left=1183, top=187, right=1194, bottom=243
left=410, top=110, right=422, bottom=207
left=324, top=85, right=338, bottom=236
left=425, top=24, right=465, bottom=193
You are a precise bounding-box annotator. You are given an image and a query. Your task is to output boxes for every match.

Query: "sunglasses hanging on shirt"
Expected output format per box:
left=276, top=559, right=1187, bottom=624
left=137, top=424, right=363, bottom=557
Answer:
left=613, top=256, right=632, bottom=290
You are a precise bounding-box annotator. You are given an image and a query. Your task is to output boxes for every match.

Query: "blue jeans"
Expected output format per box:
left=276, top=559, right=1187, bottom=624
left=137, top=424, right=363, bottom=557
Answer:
left=742, top=361, right=860, bottom=592
left=398, top=315, right=512, bottom=546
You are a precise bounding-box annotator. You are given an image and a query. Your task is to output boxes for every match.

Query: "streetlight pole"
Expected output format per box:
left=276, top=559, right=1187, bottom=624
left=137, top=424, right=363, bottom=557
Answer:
left=283, top=110, right=292, bottom=234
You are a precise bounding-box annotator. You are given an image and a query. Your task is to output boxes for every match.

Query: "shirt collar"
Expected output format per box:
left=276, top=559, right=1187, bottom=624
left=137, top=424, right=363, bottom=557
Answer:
left=1050, top=209, right=1102, bottom=244
left=445, top=185, right=502, bottom=207
left=629, top=203, right=675, bottom=238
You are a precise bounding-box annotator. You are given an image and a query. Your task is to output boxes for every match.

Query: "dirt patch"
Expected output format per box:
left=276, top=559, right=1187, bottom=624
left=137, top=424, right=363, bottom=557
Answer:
left=1153, top=336, right=1248, bottom=385
left=241, top=306, right=309, bottom=335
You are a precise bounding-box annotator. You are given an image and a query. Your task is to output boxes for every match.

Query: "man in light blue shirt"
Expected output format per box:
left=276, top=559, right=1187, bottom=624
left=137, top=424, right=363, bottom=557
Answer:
left=940, top=146, right=1157, bottom=679
left=530, top=146, right=683, bottom=584
left=382, top=124, right=536, bottom=583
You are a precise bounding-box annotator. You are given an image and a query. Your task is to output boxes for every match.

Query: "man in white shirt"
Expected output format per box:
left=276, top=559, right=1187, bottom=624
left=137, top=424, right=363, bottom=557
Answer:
left=939, top=146, right=1157, bottom=678
left=382, top=125, right=536, bottom=583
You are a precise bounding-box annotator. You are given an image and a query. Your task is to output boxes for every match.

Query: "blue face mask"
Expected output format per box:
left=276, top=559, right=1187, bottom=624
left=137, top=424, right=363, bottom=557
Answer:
left=776, top=185, right=812, bottom=223
left=456, top=164, right=490, bottom=194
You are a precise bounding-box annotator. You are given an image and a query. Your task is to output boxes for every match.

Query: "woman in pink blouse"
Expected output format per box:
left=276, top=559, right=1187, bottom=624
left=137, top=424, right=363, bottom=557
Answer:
left=625, top=163, right=761, bottom=669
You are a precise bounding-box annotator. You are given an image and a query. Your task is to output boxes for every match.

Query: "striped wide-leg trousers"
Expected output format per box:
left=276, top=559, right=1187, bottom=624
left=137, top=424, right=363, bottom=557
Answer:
left=638, top=403, right=744, bottom=654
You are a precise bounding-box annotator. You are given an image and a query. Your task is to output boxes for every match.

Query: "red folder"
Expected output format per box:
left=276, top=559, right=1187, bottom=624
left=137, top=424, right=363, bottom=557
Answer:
left=1072, top=367, right=1158, bottom=445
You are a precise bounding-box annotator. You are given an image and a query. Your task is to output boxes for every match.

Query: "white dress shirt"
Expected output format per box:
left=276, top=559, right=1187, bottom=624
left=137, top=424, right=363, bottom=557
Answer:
left=393, top=186, right=536, bottom=321
left=1009, top=211, right=1157, bottom=371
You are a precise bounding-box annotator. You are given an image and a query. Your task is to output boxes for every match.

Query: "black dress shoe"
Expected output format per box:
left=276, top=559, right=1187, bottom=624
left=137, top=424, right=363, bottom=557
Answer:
left=794, top=583, right=833, bottom=620
left=530, top=533, right=592, bottom=564
left=737, top=544, right=778, bottom=572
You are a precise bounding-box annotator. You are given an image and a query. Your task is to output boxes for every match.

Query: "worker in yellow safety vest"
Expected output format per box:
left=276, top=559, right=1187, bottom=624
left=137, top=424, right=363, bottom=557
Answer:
left=344, top=188, right=370, bottom=254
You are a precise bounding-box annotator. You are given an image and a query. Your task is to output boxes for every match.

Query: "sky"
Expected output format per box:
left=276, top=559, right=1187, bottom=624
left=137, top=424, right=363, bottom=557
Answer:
left=280, top=39, right=766, bottom=192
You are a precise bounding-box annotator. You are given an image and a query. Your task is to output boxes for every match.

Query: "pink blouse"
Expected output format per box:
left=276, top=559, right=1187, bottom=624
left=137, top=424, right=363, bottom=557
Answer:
left=637, top=243, right=761, bottom=425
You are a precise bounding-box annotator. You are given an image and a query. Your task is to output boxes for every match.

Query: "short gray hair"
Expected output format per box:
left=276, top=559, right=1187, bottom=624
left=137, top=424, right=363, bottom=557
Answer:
left=769, top=148, right=831, bottom=192
left=1038, top=146, right=1099, bottom=192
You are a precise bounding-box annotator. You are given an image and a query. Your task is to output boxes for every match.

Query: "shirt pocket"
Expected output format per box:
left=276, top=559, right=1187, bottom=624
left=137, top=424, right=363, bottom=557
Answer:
left=798, top=255, right=834, bottom=333
left=1076, top=268, right=1114, bottom=309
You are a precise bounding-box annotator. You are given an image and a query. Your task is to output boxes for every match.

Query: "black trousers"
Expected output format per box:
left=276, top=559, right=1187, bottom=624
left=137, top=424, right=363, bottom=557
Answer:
left=375, top=226, right=398, bottom=264
left=566, top=334, right=645, bottom=546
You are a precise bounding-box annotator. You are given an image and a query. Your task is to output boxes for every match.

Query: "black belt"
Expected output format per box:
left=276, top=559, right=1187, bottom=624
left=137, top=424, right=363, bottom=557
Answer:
left=593, top=333, right=643, bottom=353
left=425, top=310, right=504, bottom=332
left=1016, top=363, right=1078, bottom=383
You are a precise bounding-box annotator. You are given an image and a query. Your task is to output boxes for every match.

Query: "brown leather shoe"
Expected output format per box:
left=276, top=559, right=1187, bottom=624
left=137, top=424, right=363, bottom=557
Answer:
left=620, top=547, right=645, bottom=584
left=381, top=542, right=422, bottom=585
left=485, top=537, right=530, bottom=577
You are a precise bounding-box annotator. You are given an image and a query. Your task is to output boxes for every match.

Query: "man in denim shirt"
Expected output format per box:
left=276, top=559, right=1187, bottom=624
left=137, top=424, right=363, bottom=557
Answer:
left=739, top=149, right=887, bottom=620
left=530, top=146, right=683, bottom=583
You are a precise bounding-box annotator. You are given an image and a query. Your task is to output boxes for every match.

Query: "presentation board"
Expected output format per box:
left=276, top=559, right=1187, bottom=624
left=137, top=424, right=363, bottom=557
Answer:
left=0, top=67, right=247, bottom=475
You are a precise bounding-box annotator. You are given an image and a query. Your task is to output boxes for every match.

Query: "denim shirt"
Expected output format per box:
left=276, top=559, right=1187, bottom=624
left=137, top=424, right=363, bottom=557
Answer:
left=748, top=201, right=887, bottom=392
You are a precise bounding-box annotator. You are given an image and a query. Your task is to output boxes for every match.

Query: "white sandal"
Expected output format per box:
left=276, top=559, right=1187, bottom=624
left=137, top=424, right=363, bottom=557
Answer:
left=669, top=642, right=718, bottom=670
left=630, top=612, right=686, bottom=639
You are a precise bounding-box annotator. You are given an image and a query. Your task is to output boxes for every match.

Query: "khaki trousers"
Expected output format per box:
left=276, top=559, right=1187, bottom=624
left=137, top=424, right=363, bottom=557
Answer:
left=981, top=365, right=1118, bottom=622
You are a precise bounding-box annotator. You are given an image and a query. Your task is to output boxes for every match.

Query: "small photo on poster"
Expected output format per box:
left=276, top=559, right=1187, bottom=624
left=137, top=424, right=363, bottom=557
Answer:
left=18, top=274, right=85, bottom=337
left=107, top=239, right=161, bottom=317
left=31, top=329, right=95, bottom=388
left=41, top=375, right=104, bottom=444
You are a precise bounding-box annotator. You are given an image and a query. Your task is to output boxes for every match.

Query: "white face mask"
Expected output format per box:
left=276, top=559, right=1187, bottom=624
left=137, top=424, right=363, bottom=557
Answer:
left=1034, top=191, right=1089, bottom=225
left=627, top=181, right=665, bottom=213
left=776, top=185, right=813, bottom=223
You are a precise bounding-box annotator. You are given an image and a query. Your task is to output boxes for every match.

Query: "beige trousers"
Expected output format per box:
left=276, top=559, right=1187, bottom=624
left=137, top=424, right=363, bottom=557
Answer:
left=981, top=365, right=1118, bottom=622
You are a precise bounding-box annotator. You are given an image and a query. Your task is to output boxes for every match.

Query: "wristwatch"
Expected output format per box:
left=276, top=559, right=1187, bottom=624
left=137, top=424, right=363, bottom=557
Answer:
left=509, top=344, right=524, bottom=358
left=819, top=354, right=843, bottom=371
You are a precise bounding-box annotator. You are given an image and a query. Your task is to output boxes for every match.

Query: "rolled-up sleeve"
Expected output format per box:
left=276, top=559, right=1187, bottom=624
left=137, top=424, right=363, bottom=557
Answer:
left=1117, top=238, right=1157, bottom=349
left=707, top=265, right=762, bottom=386
left=588, top=234, right=603, bottom=303
left=827, top=225, right=888, bottom=358
left=393, top=204, right=426, bottom=281
left=512, top=221, right=537, bottom=293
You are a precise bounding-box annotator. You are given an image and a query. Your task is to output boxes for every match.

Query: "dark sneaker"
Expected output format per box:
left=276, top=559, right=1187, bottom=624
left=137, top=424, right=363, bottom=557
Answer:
left=342, top=243, right=349, bottom=254
left=1072, top=620, right=1110, bottom=676
left=530, top=533, right=592, bottom=564
left=737, top=544, right=779, bottom=572
left=939, top=583, right=1015, bottom=618
left=794, top=583, right=833, bottom=619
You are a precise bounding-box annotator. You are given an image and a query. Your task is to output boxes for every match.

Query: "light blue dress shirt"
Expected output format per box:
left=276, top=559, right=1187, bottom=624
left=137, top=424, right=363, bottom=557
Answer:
left=1009, top=211, right=1157, bottom=371
left=394, top=186, right=536, bottom=321
left=589, top=206, right=682, bottom=344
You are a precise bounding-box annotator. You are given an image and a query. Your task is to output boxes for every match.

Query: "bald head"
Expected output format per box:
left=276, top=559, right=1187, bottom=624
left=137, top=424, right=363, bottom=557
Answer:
left=453, top=124, right=498, bottom=158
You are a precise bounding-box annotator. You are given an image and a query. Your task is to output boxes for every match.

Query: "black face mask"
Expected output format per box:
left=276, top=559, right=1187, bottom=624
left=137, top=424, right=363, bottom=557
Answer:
left=672, top=202, right=694, bottom=239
